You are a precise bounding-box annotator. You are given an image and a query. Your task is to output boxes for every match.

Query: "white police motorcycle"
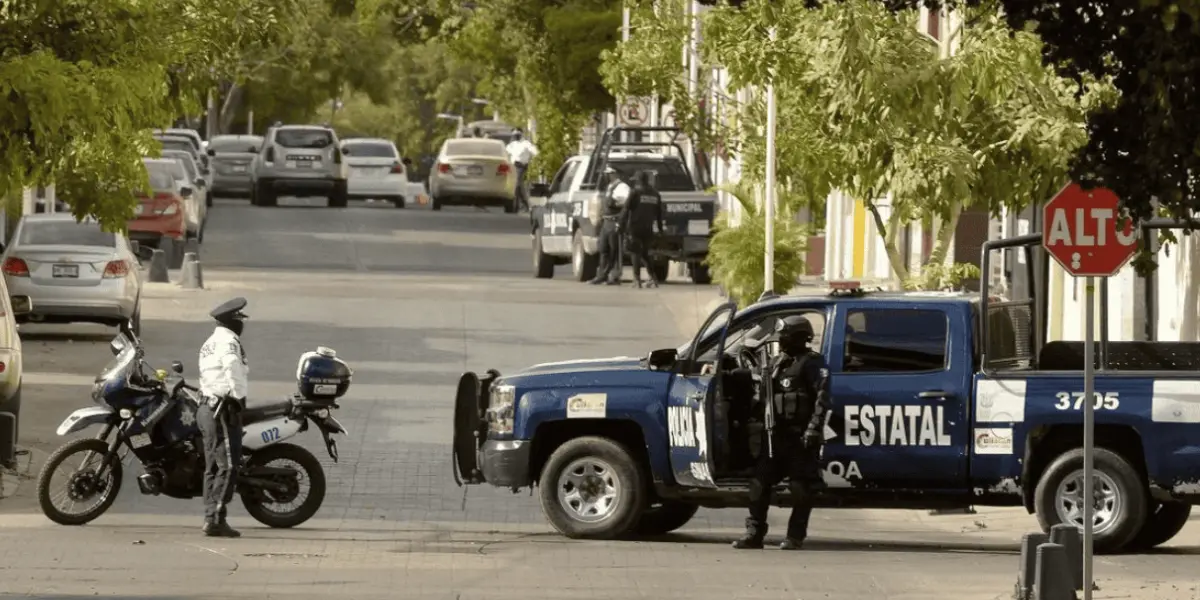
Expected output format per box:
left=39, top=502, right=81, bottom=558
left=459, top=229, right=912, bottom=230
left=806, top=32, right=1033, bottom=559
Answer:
left=35, top=322, right=351, bottom=527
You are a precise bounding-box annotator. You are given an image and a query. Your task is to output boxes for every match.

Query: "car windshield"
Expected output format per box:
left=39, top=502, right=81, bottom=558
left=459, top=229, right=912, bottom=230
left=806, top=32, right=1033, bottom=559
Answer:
left=157, top=138, right=193, bottom=154
left=165, top=131, right=200, bottom=149
left=144, top=165, right=177, bottom=191
left=445, top=140, right=505, bottom=157
left=608, top=159, right=696, bottom=192
left=344, top=142, right=397, bottom=158
left=165, top=154, right=197, bottom=179
left=276, top=129, right=334, bottom=149
left=19, top=220, right=116, bottom=247
left=209, top=136, right=262, bottom=153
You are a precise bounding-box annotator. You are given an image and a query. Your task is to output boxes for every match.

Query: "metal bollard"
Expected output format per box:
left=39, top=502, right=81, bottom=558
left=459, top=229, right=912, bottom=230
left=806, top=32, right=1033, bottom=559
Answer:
left=1015, top=532, right=1048, bottom=600
left=179, top=253, right=203, bottom=289
left=0, top=412, right=14, bottom=470
left=148, top=248, right=170, bottom=283
left=1034, top=542, right=1074, bottom=600
left=1049, top=523, right=1083, bottom=591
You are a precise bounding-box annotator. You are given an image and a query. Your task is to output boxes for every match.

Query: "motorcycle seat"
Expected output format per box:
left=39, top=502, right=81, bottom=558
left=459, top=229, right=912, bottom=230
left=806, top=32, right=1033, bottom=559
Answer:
left=240, top=399, right=293, bottom=424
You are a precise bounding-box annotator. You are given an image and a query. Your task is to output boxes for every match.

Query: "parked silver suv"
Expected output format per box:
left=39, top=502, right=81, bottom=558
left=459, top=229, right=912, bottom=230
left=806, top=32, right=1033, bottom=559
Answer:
left=250, top=124, right=350, bottom=207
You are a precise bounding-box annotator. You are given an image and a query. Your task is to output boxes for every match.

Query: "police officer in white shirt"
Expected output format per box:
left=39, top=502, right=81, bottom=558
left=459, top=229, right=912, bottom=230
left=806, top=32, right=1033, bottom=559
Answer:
left=197, top=297, right=250, bottom=538
left=505, top=129, right=539, bottom=212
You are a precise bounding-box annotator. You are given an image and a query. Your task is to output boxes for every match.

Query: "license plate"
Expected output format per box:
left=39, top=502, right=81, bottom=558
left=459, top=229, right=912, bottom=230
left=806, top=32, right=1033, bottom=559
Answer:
left=52, top=264, right=79, bottom=278
left=467, top=165, right=483, bottom=176
left=129, top=433, right=152, bottom=449
left=688, top=220, right=710, bottom=235
left=285, top=160, right=297, bottom=168
left=231, top=165, right=246, bottom=173
left=313, top=384, right=336, bottom=395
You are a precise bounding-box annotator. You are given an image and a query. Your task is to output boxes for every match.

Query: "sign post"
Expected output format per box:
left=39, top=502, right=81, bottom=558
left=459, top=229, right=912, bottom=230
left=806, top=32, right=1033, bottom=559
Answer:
left=1041, top=182, right=1138, bottom=600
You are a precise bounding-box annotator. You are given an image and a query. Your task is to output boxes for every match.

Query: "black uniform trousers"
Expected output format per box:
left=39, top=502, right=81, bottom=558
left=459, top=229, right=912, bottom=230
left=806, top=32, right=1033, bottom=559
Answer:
left=746, top=426, right=823, bottom=540
left=593, top=217, right=622, bottom=283
left=626, top=233, right=657, bottom=284
left=197, top=400, right=243, bottom=524
left=514, top=162, right=530, bottom=211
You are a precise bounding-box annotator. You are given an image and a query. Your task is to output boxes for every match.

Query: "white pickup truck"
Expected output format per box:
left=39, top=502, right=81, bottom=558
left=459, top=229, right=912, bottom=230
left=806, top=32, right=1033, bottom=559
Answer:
left=528, top=127, right=718, bottom=284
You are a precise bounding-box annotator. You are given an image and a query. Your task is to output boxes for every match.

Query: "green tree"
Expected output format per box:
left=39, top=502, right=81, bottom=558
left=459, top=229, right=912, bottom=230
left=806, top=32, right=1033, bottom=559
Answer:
left=604, top=0, right=1103, bottom=289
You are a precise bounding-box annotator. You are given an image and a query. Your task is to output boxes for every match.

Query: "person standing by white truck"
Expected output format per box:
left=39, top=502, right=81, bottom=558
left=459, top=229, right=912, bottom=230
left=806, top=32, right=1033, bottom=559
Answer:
left=505, top=129, right=538, bottom=212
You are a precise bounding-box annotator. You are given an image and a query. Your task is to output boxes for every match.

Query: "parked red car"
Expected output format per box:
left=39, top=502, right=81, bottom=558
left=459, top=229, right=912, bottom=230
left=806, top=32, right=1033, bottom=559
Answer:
left=128, top=168, right=188, bottom=268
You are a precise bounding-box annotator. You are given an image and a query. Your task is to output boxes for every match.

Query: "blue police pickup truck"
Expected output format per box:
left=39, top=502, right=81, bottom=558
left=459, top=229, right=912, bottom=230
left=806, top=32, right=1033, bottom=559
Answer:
left=452, top=288, right=1200, bottom=553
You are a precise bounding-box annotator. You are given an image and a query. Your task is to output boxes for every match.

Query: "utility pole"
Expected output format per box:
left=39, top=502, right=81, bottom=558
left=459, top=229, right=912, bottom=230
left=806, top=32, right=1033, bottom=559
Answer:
left=763, top=26, right=778, bottom=294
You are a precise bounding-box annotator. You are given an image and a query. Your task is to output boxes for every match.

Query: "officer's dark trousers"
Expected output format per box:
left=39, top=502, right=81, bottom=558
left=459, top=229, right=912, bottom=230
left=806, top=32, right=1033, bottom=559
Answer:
left=593, top=219, right=622, bottom=283
left=627, top=234, right=656, bottom=284
left=514, top=163, right=529, bottom=210
left=197, top=401, right=243, bottom=525
left=746, top=427, right=822, bottom=541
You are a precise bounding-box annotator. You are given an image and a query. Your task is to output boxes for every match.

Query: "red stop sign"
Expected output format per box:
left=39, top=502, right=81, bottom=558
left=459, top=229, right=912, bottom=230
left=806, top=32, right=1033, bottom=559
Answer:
left=1041, top=183, right=1138, bottom=277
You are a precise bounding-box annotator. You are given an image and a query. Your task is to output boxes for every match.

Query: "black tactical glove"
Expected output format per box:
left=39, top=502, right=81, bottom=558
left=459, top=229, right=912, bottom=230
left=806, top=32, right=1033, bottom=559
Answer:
left=803, top=429, right=822, bottom=449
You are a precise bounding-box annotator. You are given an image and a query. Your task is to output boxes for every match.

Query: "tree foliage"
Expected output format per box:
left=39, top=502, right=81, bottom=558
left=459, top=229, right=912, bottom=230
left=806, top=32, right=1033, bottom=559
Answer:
left=706, top=179, right=810, bottom=306
left=604, top=0, right=1100, bottom=288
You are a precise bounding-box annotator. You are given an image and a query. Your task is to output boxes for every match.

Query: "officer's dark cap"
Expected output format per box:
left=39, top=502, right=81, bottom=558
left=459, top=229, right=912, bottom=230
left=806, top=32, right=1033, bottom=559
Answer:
left=210, top=297, right=249, bottom=321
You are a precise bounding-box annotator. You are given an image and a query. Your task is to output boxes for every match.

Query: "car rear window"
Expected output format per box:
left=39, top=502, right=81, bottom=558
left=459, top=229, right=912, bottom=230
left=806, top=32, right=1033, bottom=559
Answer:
left=165, top=153, right=197, bottom=179
left=608, top=159, right=696, bottom=192
left=156, top=138, right=193, bottom=154
left=275, top=129, right=334, bottom=149
left=343, top=142, right=396, bottom=158
left=144, top=162, right=182, bottom=188
left=19, top=221, right=116, bottom=247
left=444, top=140, right=505, bottom=157
left=209, top=136, right=263, bottom=153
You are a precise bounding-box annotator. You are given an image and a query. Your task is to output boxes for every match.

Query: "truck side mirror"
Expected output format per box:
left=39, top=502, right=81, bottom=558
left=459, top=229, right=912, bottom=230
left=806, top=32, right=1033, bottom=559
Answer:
left=206, top=148, right=215, bottom=157
left=647, top=348, right=678, bottom=371
left=402, top=157, right=413, bottom=166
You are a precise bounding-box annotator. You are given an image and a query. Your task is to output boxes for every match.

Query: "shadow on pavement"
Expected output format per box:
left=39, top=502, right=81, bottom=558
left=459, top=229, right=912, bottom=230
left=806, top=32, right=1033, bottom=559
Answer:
left=632, top=531, right=1020, bottom=556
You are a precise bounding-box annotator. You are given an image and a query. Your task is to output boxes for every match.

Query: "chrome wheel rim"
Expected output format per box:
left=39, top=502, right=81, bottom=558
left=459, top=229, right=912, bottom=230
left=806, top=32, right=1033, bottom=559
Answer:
left=556, top=457, right=620, bottom=523
left=1054, top=468, right=1122, bottom=535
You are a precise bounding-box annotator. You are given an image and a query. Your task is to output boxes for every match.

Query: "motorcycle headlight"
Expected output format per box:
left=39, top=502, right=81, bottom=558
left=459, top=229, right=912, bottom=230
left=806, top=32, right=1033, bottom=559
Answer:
left=486, top=383, right=516, bottom=435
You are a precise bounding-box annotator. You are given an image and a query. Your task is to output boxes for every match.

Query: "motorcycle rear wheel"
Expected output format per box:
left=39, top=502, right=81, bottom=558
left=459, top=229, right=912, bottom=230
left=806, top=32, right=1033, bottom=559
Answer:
left=37, top=438, right=123, bottom=526
left=239, top=443, right=326, bottom=528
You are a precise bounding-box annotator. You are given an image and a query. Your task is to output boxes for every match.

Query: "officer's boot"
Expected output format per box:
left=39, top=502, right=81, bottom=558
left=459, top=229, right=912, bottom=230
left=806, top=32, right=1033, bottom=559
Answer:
left=732, top=518, right=766, bottom=549
left=779, top=538, right=803, bottom=550
left=204, top=520, right=242, bottom=538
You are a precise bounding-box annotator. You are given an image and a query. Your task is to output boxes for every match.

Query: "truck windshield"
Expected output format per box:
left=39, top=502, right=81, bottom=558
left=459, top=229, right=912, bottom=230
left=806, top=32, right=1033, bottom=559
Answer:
left=608, top=159, right=695, bottom=192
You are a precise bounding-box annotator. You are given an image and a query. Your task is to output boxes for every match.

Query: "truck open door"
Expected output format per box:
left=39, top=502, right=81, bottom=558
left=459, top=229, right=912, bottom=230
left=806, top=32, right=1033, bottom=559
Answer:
left=666, top=301, right=737, bottom=488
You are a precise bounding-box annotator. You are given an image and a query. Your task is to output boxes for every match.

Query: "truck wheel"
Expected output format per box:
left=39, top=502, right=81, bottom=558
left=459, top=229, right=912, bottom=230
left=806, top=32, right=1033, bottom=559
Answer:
left=538, top=436, right=646, bottom=539
left=571, top=230, right=598, bottom=282
left=1033, top=447, right=1148, bottom=553
left=533, top=229, right=554, bottom=279
left=649, top=258, right=670, bottom=283
left=1126, top=501, right=1192, bottom=550
left=634, top=500, right=699, bottom=536
left=688, top=262, right=712, bottom=284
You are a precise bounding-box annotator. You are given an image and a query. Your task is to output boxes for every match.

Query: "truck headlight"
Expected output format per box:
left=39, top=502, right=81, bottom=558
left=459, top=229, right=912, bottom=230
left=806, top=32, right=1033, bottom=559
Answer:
left=486, top=383, right=516, bottom=435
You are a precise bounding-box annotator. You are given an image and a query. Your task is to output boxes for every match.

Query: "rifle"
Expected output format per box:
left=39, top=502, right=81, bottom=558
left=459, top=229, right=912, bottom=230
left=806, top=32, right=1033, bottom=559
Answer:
left=760, top=348, right=775, bottom=459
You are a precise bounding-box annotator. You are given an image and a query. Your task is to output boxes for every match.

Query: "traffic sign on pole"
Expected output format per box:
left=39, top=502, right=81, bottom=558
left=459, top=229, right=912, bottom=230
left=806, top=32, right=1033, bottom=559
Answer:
left=1042, top=183, right=1138, bottom=277
left=1040, top=181, right=1137, bottom=600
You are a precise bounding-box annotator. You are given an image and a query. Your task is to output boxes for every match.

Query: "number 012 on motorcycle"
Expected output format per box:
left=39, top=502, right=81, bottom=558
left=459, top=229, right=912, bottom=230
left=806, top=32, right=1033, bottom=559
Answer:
left=36, top=331, right=354, bottom=530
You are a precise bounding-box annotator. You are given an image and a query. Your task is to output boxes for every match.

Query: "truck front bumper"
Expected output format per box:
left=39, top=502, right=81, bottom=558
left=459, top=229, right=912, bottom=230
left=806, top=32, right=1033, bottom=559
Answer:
left=479, top=439, right=533, bottom=488
left=651, top=235, right=710, bottom=260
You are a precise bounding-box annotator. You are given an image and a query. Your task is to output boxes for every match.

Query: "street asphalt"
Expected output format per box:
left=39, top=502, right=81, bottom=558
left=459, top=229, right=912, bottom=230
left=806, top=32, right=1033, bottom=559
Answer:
left=0, top=197, right=1196, bottom=600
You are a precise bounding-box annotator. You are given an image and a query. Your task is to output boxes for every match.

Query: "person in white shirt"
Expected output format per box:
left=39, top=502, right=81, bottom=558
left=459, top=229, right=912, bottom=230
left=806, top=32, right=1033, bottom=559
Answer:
left=197, top=296, right=250, bottom=538
left=505, top=129, right=539, bottom=211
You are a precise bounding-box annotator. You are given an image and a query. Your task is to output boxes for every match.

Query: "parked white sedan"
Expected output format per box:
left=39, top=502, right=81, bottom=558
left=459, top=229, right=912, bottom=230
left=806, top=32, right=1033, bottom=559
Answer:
left=341, top=138, right=412, bottom=208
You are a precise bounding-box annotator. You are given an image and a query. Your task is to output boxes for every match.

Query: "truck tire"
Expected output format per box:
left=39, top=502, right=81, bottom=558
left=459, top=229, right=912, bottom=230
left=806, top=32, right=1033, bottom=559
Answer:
left=634, top=500, right=699, bottom=536
left=688, top=262, right=712, bottom=284
left=571, top=229, right=598, bottom=282
left=538, top=436, right=647, bottom=540
left=533, top=229, right=554, bottom=279
left=1126, top=501, right=1192, bottom=550
left=1033, top=447, right=1148, bottom=553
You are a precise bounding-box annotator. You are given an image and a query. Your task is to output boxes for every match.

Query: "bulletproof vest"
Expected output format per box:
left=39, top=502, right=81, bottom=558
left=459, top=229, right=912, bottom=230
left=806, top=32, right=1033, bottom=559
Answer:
left=630, top=189, right=661, bottom=235
left=765, top=353, right=815, bottom=424
left=603, top=181, right=626, bottom=217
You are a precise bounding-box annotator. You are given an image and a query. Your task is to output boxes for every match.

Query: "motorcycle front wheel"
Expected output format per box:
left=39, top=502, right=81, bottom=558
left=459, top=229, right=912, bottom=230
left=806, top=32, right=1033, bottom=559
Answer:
left=239, top=443, right=326, bottom=528
left=37, top=438, right=123, bottom=526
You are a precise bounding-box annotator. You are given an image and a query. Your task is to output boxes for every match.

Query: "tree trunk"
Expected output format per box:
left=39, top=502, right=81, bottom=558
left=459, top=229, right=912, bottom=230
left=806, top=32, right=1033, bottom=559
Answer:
left=866, top=200, right=910, bottom=284
left=218, top=84, right=244, bottom=134
left=927, top=201, right=964, bottom=268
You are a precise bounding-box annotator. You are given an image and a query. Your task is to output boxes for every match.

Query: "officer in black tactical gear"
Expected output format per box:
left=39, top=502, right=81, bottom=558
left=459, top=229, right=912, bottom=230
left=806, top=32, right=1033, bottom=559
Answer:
left=619, top=170, right=664, bottom=288
left=590, top=166, right=631, bottom=285
left=734, top=315, right=831, bottom=550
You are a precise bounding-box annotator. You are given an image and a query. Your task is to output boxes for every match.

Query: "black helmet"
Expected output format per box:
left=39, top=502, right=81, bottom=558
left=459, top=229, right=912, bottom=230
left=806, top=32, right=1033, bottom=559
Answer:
left=775, top=315, right=814, bottom=351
